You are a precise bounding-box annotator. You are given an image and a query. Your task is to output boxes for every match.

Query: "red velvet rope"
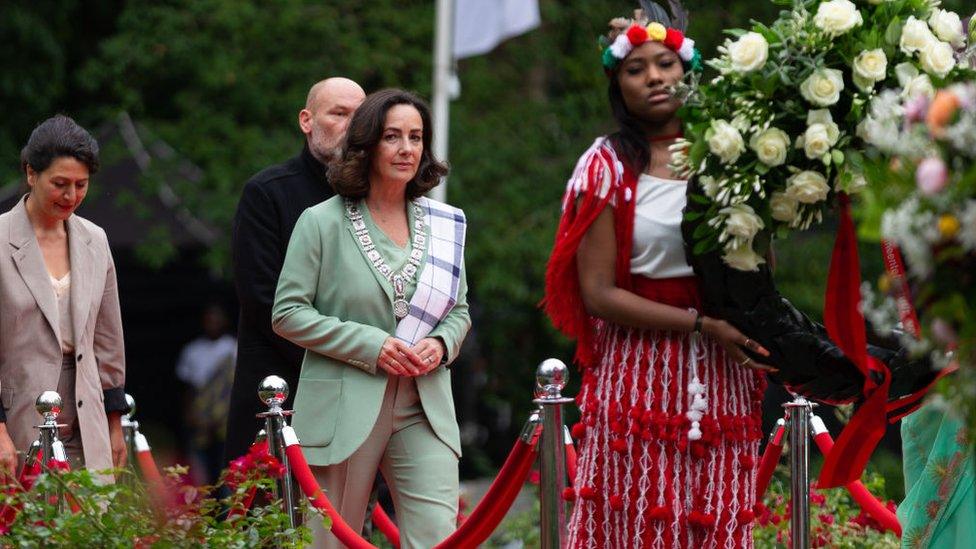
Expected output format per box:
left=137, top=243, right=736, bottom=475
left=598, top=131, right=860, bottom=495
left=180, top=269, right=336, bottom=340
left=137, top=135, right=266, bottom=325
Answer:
left=812, top=431, right=902, bottom=536
left=285, top=443, right=378, bottom=549
left=287, top=436, right=538, bottom=549
left=371, top=504, right=401, bottom=548
left=755, top=422, right=786, bottom=500
left=434, top=439, right=538, bottom=548
left=137, top=449, right=173, bottom=511
left=565, top=440, right=578, bottom=488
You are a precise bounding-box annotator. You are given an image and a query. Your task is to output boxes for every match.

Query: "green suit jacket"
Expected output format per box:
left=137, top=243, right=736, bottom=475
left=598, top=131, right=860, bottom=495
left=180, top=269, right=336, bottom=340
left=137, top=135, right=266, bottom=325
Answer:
left=272, top=196, right=469, bottom=466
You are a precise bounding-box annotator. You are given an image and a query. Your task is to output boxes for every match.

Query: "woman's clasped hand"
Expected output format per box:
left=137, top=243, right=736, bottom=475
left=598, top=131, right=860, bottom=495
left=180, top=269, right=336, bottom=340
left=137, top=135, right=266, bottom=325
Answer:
left=376, top=337, right=444, bottom=376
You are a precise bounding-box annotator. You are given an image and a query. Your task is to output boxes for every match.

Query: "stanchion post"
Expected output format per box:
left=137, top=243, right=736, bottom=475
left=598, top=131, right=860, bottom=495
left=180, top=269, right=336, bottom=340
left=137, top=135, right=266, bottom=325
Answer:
left=34, top=391, right=68, bottom=511
left=533, top=359, right=574, bottom=549
left=784, top=396, right=815, bottom=549
left=121, top=394, right=138, bottom=484
left=256, top=376, right=299, bottom=529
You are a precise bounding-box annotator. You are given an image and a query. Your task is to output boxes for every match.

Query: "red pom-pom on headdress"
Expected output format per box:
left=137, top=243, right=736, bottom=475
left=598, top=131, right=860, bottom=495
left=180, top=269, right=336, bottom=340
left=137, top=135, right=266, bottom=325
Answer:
left=626, top=24, right=649, bottom=46
left=663, top=28, right=684, bottom=51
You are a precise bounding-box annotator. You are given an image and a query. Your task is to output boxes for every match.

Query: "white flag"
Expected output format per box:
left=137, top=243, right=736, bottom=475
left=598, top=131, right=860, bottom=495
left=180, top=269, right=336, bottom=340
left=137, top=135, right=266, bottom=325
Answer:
left=453, top=0, right=541, bottom=59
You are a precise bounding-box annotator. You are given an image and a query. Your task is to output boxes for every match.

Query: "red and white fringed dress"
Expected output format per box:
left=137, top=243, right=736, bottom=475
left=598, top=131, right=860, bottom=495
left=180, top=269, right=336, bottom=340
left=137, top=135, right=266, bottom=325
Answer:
left=544, top=138, right=767, bottom=548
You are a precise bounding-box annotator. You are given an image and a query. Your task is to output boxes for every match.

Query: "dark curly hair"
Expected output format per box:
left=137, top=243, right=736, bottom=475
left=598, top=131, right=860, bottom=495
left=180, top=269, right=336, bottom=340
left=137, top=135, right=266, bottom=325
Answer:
left=329, top=89, right=448, bottom=199
left=21, top=114, right=100, bottom=175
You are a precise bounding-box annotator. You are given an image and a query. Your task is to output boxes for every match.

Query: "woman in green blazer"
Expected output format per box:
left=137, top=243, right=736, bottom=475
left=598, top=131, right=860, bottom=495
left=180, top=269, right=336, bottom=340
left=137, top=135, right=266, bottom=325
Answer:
left=273, top=89, right=470, bottom=549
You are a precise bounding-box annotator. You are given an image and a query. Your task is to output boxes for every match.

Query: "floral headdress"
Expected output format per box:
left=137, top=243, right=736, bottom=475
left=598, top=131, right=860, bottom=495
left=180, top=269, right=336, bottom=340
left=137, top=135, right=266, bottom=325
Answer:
left=599, top=1, right=702, bottom=73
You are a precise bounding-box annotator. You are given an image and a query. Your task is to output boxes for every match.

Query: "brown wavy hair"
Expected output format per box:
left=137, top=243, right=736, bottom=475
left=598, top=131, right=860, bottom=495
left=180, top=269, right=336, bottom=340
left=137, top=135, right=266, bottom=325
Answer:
left=329, top=89, right=448, bottom=199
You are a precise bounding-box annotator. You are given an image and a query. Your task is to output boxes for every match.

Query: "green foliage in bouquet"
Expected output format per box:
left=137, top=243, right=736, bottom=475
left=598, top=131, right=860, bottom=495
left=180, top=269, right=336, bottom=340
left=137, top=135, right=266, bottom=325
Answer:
left=673, top=0, right=970, bottom=271
left=858, top=77, right=976, bottom=436
left=0, top=466, right=314, bottom=547
left=753, top=471, right=900, bottom=548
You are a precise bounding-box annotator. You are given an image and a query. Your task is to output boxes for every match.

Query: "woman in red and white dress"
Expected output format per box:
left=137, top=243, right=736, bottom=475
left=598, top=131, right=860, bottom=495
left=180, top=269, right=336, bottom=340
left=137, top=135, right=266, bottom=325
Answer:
left=544, top=3, right=773, bottom=547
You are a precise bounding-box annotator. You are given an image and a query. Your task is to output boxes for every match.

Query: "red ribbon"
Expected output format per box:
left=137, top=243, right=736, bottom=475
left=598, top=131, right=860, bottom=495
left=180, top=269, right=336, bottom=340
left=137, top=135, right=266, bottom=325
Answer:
left=820, top=194, right=891, bottom=488
left=880, top=239, right=921, bottom=338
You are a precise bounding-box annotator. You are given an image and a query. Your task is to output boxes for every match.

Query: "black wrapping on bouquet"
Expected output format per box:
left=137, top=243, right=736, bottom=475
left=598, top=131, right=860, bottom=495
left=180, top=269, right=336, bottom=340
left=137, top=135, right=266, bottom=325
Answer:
left=680, top=176, right=937, bottom=405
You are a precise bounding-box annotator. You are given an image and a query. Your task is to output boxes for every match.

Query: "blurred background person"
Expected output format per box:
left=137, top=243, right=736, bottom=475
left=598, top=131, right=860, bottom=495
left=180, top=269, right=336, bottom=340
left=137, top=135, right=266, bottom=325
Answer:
left=223, top=77, right=365, bottom=464
left=273, top=88, right=469, bottom=549
left=0, top=115, right=126, bottom=475
left=175, top=303, right=236, bottom=485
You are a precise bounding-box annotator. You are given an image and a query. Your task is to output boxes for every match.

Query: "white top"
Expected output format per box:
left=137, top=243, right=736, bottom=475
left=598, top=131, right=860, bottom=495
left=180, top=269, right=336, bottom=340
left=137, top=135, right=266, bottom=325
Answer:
left=630, top=173, right=695, bottom=278
left=50, top=272, right=74, bottom=354
left=176, top=334, right=237, bottom=389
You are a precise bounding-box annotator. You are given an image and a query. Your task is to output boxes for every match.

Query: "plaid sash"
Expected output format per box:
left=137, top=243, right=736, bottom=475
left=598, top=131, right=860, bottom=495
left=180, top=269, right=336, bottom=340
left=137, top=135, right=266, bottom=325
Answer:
left=395, top=197, right=466, bottom=345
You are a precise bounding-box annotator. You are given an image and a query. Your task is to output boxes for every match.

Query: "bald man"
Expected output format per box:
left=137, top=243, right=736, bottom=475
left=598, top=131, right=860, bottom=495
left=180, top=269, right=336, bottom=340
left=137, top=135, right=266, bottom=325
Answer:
left=224, top=78, right=365, bottom=462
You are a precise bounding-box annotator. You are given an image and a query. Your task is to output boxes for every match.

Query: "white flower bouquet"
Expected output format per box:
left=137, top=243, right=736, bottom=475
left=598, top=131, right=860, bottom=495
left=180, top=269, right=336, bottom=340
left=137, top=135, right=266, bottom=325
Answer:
left=675, top=0, right=969, bottom=271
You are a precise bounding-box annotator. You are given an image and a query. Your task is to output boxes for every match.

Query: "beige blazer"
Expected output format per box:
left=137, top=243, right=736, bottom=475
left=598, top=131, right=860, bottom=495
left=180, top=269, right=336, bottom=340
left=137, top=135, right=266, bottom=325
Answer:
left=0, top=198, right=125, bottom=472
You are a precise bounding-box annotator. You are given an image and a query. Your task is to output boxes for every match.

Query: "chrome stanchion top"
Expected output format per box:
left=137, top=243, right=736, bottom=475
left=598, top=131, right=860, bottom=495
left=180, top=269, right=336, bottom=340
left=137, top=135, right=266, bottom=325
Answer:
left=534, top=358, right=573, bottom=404
left=36, top=391, right=63, bottom=421
left=257, top=375, right=289, bottom=414
left=124, top=393, right=136, bottom=419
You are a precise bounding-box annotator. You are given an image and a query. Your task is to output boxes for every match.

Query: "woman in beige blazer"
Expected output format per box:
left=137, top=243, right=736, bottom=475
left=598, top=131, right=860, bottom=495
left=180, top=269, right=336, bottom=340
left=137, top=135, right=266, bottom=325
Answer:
left=0, top=115, right=126, bottom=476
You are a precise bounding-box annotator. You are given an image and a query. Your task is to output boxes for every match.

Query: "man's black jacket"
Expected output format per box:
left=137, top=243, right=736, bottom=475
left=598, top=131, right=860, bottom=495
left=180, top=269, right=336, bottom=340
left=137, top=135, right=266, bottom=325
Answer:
left=223, top=144, right=334, bottom=462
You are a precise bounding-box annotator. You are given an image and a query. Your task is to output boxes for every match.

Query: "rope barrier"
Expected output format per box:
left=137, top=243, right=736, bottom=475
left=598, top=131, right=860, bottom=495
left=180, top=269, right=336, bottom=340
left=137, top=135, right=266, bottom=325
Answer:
left=433, top=437, right=538, bottom=548
left=283, top=428, right=376, bottom=549
left=754, top=415, right=901, bottom=536
left=370, top=504, right=401, bottom=548
left=755, top=419, right=786, bottom=500
left=565, top=438, right=578, bottom=488
left=810, top=417, right=901, bottom=536
left=133, top=432, right=173, bottom=512
left=284, top=424, right=540, bottom=549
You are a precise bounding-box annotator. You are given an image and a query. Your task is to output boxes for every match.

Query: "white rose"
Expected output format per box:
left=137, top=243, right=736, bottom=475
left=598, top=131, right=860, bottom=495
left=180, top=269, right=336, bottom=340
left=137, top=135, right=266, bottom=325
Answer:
left=800, top=123, right=834, bottom=159
left=785, top=170, right=830, bottom=204
left=807, top=109, right=840, bottom=143
left=894, top=62, right=936, bottom=98
left=852, top=49, right=888, bottom=91
left=720, top=203, right=765, bottom=240
left=904, top=73, right=935, bottom=99
left=919, top=40, right=956, bottom=78
left=800, top=68, right=845, bottom=106
left=900, top=16, right=937, bottom=55
left=722, top=242, right=766, bottom=271
left=749, top=127, right=790, bottom=167
left=706, top=119, right=746, bottom=164
left=700, top=175, right=721, bottom=199
left=728, top=32, right=769, bottom=73
left=813, top=0, right=863, bottom=36
left=928, top=9, right=965, bottom=48
left=797, top=109, right=840, bottom=160
left=770, top=192, right=799, bottom=223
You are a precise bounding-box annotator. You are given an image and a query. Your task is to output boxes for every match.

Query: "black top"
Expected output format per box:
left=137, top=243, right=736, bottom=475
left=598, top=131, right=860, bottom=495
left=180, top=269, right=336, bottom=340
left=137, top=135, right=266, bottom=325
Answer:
left=224, top=144, right=335, bottom=461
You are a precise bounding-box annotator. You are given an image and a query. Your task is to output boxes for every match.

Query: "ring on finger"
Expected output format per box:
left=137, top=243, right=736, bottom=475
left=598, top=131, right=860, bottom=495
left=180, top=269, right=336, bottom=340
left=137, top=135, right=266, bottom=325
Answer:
left=738, top=357, right=753, bottom=367
left=743, top=338, right=753, bottom=348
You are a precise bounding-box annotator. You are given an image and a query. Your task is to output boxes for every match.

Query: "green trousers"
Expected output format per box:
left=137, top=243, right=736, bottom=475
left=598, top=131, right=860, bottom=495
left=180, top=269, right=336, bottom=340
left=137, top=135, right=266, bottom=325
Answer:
left=308, top=375, right=459, bottom=549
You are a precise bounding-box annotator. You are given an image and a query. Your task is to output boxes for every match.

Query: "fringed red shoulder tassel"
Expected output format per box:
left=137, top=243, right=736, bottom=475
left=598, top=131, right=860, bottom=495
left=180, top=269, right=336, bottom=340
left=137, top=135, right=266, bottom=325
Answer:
left=542, top=137, right=639, bottom=369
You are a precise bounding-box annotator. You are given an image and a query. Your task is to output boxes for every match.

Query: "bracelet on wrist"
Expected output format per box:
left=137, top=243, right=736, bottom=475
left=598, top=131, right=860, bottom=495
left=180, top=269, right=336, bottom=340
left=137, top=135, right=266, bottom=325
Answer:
left=688, top=308, right=704, bottom=334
